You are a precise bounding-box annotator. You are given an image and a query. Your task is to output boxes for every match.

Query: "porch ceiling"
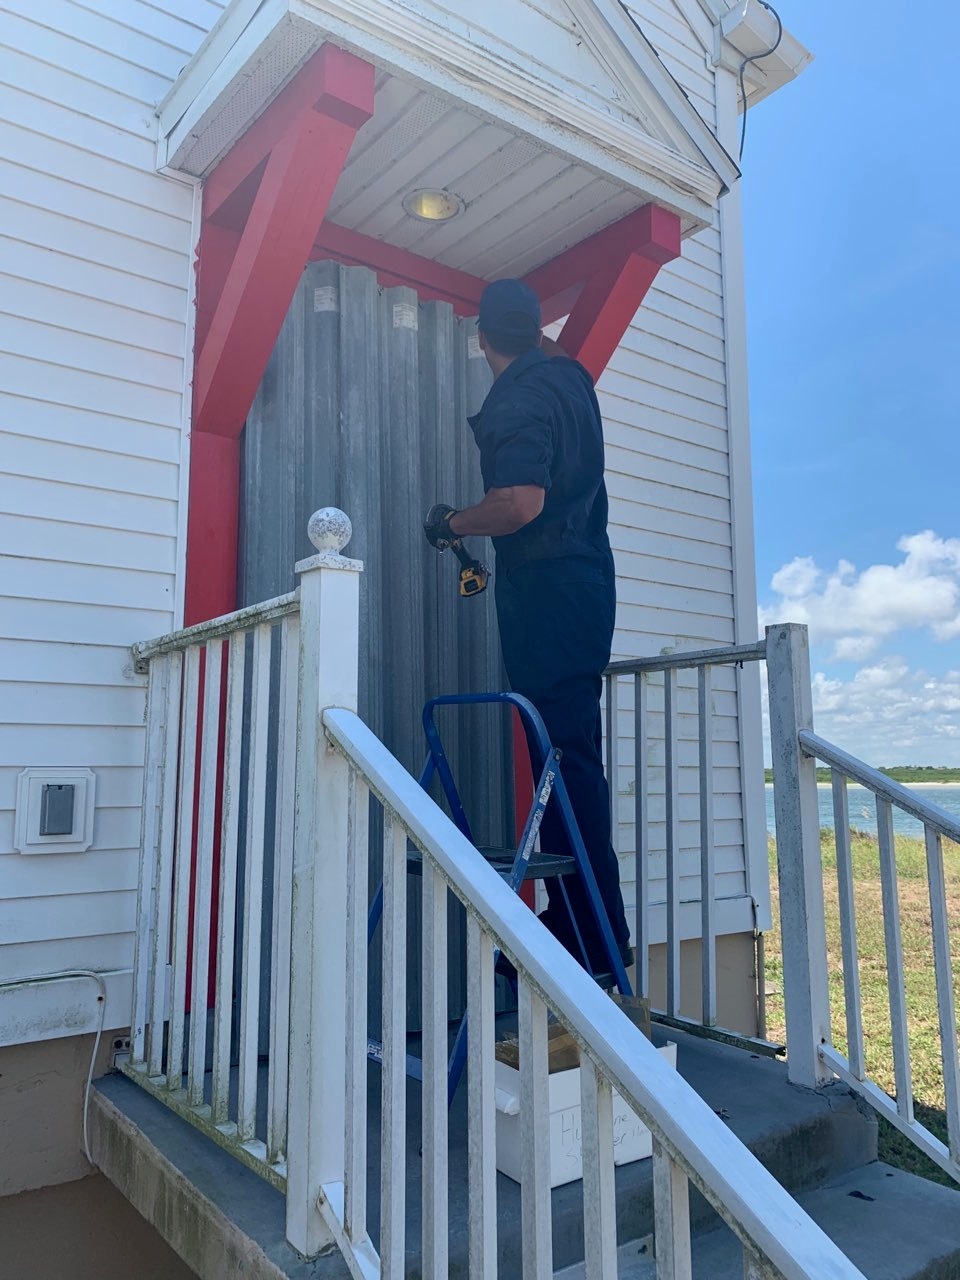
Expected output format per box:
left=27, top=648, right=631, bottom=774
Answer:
left=320, top=73, right=642, bottom=281
left=159, top=0, right=738, bottom=268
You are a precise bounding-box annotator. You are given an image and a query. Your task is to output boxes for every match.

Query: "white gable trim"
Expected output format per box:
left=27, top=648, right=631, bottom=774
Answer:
left=563, top=0, right=740, bottom=190
left=157, top=0, right=728, bottom=228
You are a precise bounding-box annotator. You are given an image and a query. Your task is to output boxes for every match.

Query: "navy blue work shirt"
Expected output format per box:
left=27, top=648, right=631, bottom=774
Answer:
left=467, top=347, right=613, bottom=572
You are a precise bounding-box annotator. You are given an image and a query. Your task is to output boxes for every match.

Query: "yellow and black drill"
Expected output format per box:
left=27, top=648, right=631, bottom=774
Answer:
left=450, top=537, right=489, bottom=597
left=423, top=503, right=489, bottom=597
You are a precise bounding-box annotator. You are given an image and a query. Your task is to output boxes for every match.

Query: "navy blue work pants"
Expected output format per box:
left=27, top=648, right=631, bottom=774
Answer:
left=495, top=554, right=631, bottom=964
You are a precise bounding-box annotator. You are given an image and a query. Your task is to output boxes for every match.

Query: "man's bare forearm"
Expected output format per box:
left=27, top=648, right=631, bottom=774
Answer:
left=449, top=485, right=545, bottom=537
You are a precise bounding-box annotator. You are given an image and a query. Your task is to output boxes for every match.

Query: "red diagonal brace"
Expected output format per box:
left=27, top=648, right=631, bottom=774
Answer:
left=192, top=46, right=374, bottom=439
left=203, top=44, right=374, bottom=223
left=557, top=251, right=662, bottom=382
left=185, top=44, right=373, bottom=626
left=523, top=203, right=681, bottom=382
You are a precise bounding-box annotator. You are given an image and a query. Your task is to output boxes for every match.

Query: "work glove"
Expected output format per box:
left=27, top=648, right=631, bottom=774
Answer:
left=423, top=503, right=459, bottom=551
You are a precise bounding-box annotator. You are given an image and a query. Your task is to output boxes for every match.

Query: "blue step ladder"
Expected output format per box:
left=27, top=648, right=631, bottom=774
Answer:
left=367, top=692, right=632, bottom=1103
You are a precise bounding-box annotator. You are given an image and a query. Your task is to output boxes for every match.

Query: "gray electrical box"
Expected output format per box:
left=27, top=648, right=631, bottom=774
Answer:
left=39, top=783, right=75, bottom=836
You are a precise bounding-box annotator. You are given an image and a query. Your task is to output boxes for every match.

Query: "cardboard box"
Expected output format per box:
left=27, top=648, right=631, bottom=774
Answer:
left=493, top=1034, right=677, bottom=1188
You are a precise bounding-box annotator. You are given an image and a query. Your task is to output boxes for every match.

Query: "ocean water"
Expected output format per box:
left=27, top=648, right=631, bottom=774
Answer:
left=764, top=783, right=960, bottom=839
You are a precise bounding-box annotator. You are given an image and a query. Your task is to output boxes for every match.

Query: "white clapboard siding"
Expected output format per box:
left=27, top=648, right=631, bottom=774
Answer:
left=596, top=130, right=753, bottom=921
left=625, top=0, right=716, bottom=127
left=0, top=0, right=223, bottom=1034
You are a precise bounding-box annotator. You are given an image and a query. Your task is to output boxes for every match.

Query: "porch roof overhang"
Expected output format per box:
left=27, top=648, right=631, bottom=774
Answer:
left=159, top=0, right=741, bottom=275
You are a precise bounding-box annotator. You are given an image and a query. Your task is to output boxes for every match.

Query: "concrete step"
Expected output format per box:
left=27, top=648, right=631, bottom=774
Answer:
left=90, top=1027, right=877, bottom=1279
left=557, top=1163, right=960, bottom=1280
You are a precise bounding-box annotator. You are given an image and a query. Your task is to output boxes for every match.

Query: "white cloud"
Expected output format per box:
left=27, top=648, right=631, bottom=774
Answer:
left=759, top=531, right=960, bottom=657
left=761, top=660, right=960, bottom=765
left=830, top=635, right=880, bottom=662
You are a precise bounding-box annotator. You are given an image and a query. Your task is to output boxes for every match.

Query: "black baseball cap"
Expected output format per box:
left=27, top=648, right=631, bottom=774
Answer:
left=478, top=278, right=541, bottom=339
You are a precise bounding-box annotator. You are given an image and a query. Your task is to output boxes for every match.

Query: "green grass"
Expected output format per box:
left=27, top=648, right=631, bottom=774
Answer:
left=763, top=767, right=960, bottom=784
left=764, top=829, right=960, bottom=1186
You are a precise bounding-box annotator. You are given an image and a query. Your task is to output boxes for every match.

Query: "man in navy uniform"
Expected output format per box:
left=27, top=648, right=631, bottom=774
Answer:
left=424, top=278, right=632, bottom=975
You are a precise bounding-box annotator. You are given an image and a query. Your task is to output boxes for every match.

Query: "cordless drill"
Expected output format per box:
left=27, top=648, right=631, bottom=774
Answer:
left=450, top=538, right=489, bottom=597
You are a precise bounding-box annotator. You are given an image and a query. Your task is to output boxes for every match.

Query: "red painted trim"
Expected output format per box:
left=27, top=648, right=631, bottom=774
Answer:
left=310, top=222, right=486, bottom=314
left=194, top=221, right=241, bottom=357
left=557, top=250, right=662, bottom=383
left=194, top=103, right=374, bottom=436
left=204, top=45, right=374, bottom=223
left=184, top=432, right=241, bottom=626
left=525, top=203, right=681, bottom=325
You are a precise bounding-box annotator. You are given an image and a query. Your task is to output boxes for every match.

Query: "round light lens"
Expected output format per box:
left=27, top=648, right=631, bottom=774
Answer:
left=402, top=189, right=464, bottom=222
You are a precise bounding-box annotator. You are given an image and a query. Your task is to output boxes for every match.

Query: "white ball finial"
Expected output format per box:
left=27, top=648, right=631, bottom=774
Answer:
left=307, top=507, right=352, bottom=554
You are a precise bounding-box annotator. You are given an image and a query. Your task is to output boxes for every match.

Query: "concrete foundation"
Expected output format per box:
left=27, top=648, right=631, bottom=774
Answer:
left=0, top=1175, right=197, bottom=1280
left=0, top=1031, right=120, bottom=1197
left=640, top=932, right=761, bottom=1037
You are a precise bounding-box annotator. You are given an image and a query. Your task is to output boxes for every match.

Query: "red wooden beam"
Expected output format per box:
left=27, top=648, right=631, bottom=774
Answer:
left=184, top=431, right=241, bottom=626
left=203, top=45, right=372, bottom=223
left=524, top=203, right=681, bottom=325
left=310, top=222, right=486, bottom=314
left=192, top=49, right=374, bottom=439
left=185, top=44, right=374, bottom=625
left=557, top=250, right=662, bottom=382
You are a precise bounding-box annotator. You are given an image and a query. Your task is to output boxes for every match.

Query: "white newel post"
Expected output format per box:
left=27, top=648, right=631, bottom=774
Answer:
left=765, top=624, right=831, bottom=1088
left=286, top=509, right=363, bottom=1256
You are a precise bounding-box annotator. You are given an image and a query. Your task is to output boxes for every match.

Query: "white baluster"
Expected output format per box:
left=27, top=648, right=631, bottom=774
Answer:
left=635, top=673, right=650, bottom=999
left=653, top=1141, right=692, bottom=1279
left=268, top=615, right=299, bottom=1165
left=421, top=862, right=449, bottom=1275
left=344, top=767, right=371, bottom=1244
left=147, top=651, right=182, bottom=1078
left=664, top=668, right=680, bottom=1017
left=132, top=654, right=166, bottom=1068
left=877, top=797, right=913, bottom=1121
left=380, top=811, right=408, bottom=1279
left=212, top=631, right=244, bottom=1124
left=467, top=917, right=497, bottom=1279
left=925, top=824, right=960, bottom=1162
left=237, top=624, right=271, bottom=1148
left=519, top=980, right=552, bottom=1279
left=581, top=1058, right=617, bottom=1280
left=832, top=772, right=864, bottom=1080
left=698, top=665, right=716, bottom=1027
left=188, top=639, right=223, bottom=1107
left=167, top=645, right=200, bottom=1092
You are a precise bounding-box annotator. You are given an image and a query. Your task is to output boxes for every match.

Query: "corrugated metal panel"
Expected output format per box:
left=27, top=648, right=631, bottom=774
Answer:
left=241, top=262, right=513, bottom=1026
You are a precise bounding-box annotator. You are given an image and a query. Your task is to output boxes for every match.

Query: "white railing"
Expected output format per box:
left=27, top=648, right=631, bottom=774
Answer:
left=322, top=705, right=865, bottom=1279
left=126, top=585, right=301, bottom=1185
left=124, top=514, right=876, bottom=1275
left=124, top=510, right=359, bottom=1204
left=603, top=643, right=770, bottom=1045
left=767, top=622, right=960, bottom=1184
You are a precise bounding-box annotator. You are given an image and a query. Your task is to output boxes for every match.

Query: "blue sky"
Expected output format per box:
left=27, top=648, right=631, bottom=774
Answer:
left=742, top=0, right=960, bottom=764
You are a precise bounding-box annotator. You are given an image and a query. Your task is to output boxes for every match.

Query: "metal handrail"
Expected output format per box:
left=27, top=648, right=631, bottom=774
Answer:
left=323, top=705, right=866, bottom=1280
left=131, top=590, right=300, bottom=670
left=799, top=730, right=960, bottom=844
left=605, top=639, right=766, bottom=677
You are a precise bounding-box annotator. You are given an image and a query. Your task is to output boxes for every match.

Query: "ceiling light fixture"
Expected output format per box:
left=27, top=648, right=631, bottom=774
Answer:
left=402, top=189, right=464, bottom=222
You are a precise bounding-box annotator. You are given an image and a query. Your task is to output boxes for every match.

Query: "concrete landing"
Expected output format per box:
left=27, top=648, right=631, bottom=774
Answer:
left=90, top=1027, right=877, bottom=1279
left=90, top=1075, right=350, bottom=1280
left=557, top=1163, right=960, bottom=1280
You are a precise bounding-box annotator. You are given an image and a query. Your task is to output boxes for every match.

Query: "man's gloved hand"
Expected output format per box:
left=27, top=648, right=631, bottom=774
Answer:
left=423, top=503, right=459, bottom=551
